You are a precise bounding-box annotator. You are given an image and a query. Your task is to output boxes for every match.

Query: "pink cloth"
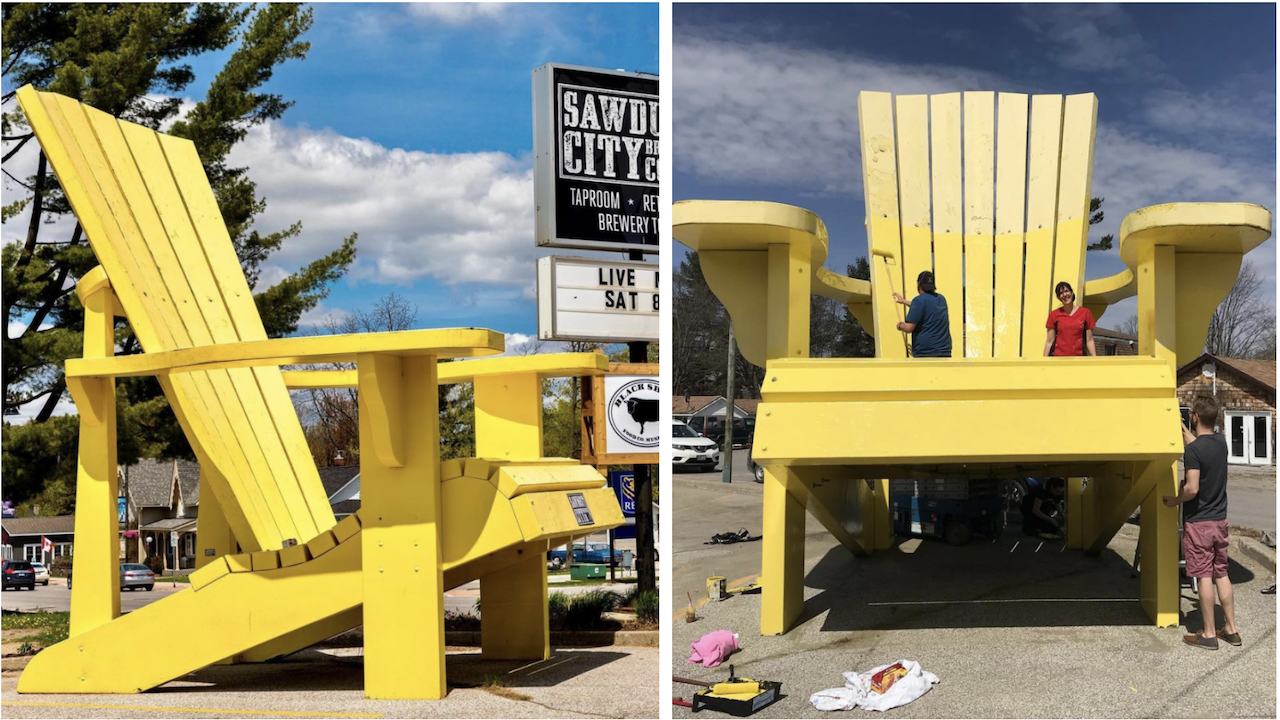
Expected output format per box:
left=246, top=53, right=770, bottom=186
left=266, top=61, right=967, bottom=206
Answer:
left=688, top=630, right=738, bottom=668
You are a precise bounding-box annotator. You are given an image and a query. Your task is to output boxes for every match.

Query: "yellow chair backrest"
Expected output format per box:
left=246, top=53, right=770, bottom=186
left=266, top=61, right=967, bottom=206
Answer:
left=859, top=92, right=1097, bottom=359
left=19, top=86, right=335, bottom=551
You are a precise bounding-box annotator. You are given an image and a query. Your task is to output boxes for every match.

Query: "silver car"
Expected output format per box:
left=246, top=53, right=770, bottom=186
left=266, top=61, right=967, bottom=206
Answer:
left=120, top=563, right=155, bottom=591
left=30, top=561, right=50, bottom=585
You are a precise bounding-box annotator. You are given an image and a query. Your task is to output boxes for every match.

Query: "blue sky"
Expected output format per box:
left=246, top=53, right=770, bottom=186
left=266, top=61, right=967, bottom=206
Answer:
left=673, top=3, right=1276, bottom=330
left=212, top=3, right=657, bottom=337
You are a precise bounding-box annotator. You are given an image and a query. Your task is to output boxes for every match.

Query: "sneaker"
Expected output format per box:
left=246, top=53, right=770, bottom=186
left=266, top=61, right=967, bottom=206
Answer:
left=1183, top=633, right=1219, bottom=650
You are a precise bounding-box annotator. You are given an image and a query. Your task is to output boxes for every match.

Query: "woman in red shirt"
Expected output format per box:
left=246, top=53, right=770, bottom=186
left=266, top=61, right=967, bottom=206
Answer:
left=1043, top=281, right=1097, bottom=357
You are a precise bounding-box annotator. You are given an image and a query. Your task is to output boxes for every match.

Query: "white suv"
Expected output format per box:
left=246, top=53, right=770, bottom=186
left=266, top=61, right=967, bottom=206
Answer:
left=673, top=421, right=720, bottom=471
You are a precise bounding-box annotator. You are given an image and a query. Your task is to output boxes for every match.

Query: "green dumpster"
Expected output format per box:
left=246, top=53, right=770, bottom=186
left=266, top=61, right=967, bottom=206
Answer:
left=570, top=564, right=607, bottom=580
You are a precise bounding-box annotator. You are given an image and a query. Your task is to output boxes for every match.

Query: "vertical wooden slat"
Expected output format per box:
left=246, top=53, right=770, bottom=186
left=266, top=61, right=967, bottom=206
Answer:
left=859, top=92, right=907, bottom=359
left=1021, top=95, right=1065, bottom=357
left=161, top=136, right=335, bottom=533
left=895, top=95, right=933, bottom=298
left=930, top=93, right=964, bottom=358
left=993, top=93, right=1029, bottom=358
left=1053, top=94, right=1099, bottom=307
left=962, top=92, right=995, bottom=358
left=119, top=121, right=317, bottom=542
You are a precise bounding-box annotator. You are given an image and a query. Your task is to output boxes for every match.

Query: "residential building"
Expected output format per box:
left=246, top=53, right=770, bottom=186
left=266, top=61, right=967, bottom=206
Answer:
left=1177, top=354, right=1275, bottom=466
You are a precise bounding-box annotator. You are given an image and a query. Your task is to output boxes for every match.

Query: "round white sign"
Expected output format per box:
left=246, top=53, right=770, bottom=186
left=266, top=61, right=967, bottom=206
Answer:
left=606, top=378, right=660, bottom=449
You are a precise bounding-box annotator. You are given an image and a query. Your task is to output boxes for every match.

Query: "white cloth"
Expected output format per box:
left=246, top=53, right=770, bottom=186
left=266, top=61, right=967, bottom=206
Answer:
left=809, top=659, right=939, bottom=712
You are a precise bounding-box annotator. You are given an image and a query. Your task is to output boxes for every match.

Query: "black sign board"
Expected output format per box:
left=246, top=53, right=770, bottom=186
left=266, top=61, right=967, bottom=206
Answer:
left=567, top=492, right=595, bottom=527
left=534, top=64, right=658, bottom=254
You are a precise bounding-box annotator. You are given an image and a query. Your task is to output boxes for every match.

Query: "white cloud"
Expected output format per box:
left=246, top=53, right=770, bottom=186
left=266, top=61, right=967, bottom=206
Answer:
left=406, top=3, right=510, bottom=25
left=296, top=303, right=353, bottom=330
left=227, top=121, right=540, bottom=291
left=1017, top=4, right=1162, bottom=76
left=672, top=34, right=1001, bottom=194
left=1140, top=88, right=1277, bottom=140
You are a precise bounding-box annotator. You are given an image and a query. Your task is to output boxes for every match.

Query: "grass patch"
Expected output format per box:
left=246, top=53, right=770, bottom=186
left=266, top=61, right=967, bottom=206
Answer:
left=548, top=589, right=622, bottom=630
left=633, top=588, right=659, bottom=625
left=155, top=575, right=192, bottom=583
left=2, top=611, right=70, bottom=649
left=480, top=673, right=532, bottom=702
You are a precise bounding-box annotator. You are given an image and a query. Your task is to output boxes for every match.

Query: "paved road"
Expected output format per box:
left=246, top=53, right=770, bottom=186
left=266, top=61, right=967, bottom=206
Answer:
left=4, top=645, right=659, bottom=718
left=669, top=469, right=1277, bottom=719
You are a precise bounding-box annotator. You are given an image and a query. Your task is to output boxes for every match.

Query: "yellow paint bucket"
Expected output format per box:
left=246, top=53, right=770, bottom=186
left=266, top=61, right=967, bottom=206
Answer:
left=707, top=576, right=727, bottom=601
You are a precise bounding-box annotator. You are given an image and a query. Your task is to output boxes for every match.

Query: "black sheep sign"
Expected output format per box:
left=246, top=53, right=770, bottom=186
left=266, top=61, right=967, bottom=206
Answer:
left=605, top=376, right=660, bottom=452
left=533, top=63, right=659, bottom=254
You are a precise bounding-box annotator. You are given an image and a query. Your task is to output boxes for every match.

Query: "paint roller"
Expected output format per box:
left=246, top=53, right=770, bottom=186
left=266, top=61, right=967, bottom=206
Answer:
left=871, top=247, right=910, bottom=355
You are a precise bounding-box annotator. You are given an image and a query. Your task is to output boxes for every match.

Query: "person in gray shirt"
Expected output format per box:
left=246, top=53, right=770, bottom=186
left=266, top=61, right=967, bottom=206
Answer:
left=1163, top=394, right=1238, bottom=650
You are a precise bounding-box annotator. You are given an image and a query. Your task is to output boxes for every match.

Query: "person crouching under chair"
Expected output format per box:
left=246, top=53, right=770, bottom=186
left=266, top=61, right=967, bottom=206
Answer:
left=893, top=270, right=952, bottom=358
left=1021, top=478, right=1066, bottom=538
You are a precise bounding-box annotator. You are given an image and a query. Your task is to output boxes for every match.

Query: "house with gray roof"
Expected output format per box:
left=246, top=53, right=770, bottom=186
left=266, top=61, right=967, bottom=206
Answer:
left=122, top=459, right=200, bottom=572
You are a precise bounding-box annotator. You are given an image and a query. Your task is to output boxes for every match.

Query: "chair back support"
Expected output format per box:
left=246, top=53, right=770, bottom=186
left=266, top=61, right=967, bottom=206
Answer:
left=858, top=92, right=1097, bottom=359
left=19, top=87, right=335, bottom=551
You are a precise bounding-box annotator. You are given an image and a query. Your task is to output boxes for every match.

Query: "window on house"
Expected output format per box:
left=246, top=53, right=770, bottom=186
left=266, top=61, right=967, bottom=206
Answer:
left=55, top=542, right=73, bottom=558
left=23, top=544, right=40, bottom=561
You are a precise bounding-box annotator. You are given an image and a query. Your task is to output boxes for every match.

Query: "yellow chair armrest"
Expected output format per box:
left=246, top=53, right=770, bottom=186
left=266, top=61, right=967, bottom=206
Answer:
left=1118, top=202, right=1271, bottom=268
left=66, top=328, right=504, bottom=379
left=675, top=199, right=870, bottom=365
left=279, top=352, right=611, bottom=389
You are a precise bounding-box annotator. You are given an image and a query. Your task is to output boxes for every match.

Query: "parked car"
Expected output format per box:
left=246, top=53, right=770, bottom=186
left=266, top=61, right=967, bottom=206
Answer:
left=2, top=560, right=36, bottom=591
left=547, top=541, right=622, bottom=569
left=708, top=417, right=756, bottom=449
left=748, top=444, right=764, bottom=483
left=673, top=421, right=719, bottom=472
left=30, top=561, right=50, bottom=586
left=67, top=563, right=156, bottom=592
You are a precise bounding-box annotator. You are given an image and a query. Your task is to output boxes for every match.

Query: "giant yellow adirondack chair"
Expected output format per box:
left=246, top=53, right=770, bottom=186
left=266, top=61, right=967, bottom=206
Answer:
left=674, top=91, right=1271, bottom=636
left=15, top=86, right=623, bottom=698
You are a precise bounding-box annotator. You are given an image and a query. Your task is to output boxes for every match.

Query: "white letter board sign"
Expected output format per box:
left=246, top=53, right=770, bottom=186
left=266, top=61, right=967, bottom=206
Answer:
left=537, top=256, right=658, bottom=342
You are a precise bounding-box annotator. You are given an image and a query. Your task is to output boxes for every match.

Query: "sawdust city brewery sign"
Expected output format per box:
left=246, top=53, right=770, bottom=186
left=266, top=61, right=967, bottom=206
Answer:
left=536, top=256, right=658, bottom=342
left=533, top=63, right=658, bottom=254
left=605, top=376, right=660, bottom=453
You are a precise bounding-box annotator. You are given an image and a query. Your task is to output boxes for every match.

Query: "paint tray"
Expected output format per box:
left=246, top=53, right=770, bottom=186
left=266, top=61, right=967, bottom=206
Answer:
left=691, top=680, right=782, bottom=716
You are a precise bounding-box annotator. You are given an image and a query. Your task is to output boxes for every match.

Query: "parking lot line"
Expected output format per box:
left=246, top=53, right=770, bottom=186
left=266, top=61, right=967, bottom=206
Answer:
left=6, top=702, right=383, bottom=718
left=867, top=598, right=1140, bottom=606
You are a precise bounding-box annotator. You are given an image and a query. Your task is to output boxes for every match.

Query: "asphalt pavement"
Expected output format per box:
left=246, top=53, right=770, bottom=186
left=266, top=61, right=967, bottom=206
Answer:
left=3, top=644, right=659, bottom=718
left=670, top=467, right=1277, bottom=718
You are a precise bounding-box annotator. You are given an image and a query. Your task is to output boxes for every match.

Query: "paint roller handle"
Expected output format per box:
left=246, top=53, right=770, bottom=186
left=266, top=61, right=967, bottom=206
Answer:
left=673, top=676, right=715, bottom=687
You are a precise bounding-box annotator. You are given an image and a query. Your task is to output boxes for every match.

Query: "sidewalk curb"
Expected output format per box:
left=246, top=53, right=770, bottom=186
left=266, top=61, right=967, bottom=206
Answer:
left=1234, top=536, right=1277, bottom=575
left=444, top=630, right=657, bottom=647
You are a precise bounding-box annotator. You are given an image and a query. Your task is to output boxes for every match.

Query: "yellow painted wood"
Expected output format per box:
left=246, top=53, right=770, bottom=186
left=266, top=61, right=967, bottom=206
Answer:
left=993, top=93, right=1029, bottom=358
left=760, top=466, right=806, bottom=635
left=441, top=477, right=525, bottom=565
left=1138, top=245, right=1178, bottom=367
left=251, top=551, right=281, bottom=572
left=18, top=536, right=364, bottom=694
left=474, top=373, right=543, bottom=459
left=360, top=355, right=446, bottom=700
left=68, top=329, right=503, bottom=380
left=767, top=243, right=811, bottom=361
left=194, top=467, right=237, bottom=570
left=226, top=554, right=253, bottom=573
left=963, top=92, right=995, bottom=358
left=1051, top=94, right=1097, bottom=304
left=1065, top=478, right=1085, bottom=549
left=480, top=553, right=550, bottom=660
left=69, top=283, right=121, bottom=638
left=872, top=479, right=893, bottom=549
left=189, top=558, right=230, bottom=592
left=332, top=514, right=362, bottom=544
left=358, top=353, right=406, bottom=468
left=279, top=543, right=310, bottom=568
left=894, top=95, right=933, bottom=292
left=859, top=92, right=906, bottom=357
left=494, top=464, right=609, bottom=499
left=1021, top=95, right=1065, bottom=358
left=930, top=93, right=964, bottom=358
left=306, top=531, right=339, bottom=560
left=465, top=458, right=495, bottom=481
left=239, top=607, right=365, bottom=664
left=508, top=487, right=624, bottom=541
left=1139, top=468, right=1180, bottom=627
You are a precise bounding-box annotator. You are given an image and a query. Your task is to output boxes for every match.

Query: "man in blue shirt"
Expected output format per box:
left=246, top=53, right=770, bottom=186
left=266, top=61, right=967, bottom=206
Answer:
left=894, top=271, right=952, bottom=358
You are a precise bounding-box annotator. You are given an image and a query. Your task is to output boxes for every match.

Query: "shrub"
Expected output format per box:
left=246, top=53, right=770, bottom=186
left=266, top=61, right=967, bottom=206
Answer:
left=634, top=589, right=659, bottom=625
left=50, top=556, right=73, bottom=578
left=144, top=555, right=165, bottom=574
left=559, top=589, right=622, bottom=631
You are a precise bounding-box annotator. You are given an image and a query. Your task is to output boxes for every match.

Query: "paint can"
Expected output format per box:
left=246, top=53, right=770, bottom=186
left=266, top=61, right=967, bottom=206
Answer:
left=707, top=576, right=727, bottom=601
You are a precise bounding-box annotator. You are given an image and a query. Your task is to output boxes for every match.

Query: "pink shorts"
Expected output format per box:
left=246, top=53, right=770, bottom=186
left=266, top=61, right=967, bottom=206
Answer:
left=1183, top=519, right=1230, bottom=579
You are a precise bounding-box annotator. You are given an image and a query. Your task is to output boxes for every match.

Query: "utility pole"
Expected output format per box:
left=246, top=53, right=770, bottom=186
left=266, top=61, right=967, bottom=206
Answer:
left=629, top=248, right=656, bottom=594
left=722, top=322, right=735, bottom=483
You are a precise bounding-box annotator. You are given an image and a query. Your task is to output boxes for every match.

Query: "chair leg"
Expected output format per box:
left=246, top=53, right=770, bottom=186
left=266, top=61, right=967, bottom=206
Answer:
left=1139, top=464, right=1180, bottom=628
left=480, top=552, right=550, bottom=660
left=1065, top=478, right=1086, bottom=549
left=760, top=465, right=805, bottom=636
left=359, top=355, right=447, bottom=699
left=871, top=479, right=893, bottom=550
